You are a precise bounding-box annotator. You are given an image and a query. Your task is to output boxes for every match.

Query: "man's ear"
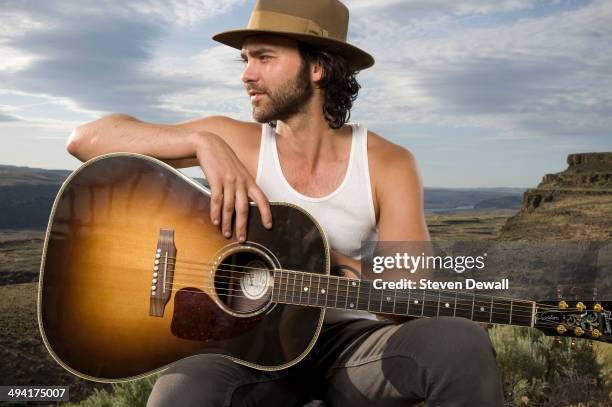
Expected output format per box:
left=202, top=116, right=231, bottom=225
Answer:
left=310, top=59, right=324, bottom=84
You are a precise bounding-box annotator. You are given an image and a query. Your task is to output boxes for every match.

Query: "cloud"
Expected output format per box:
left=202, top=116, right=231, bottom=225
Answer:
left=0, top=110, right=20, bottom=122
left=349, top=0, right=612, bottom=139
left=0, top=1, right=247, bottom=123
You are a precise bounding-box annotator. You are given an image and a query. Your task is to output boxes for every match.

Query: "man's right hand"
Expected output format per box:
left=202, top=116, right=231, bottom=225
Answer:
left=194, top=132, right=272, bottom=243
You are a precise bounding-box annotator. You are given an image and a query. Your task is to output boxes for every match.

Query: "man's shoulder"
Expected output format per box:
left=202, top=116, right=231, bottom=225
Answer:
left=366, top=129, right=416, bottom=169
left=364, top=129, right=420, bottom=220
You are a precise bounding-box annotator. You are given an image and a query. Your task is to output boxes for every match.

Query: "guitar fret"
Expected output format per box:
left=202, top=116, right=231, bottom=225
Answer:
left=437, top=291, right=453, bottom=317
left=335, top=277, right=346, bottom=309
left=310, top=274, right=315, bottom=306
left=278, top=270, right=284, bottom=303
left=366, top=287, right=380, bottom=312
left=311, top=274, right=316, bottom=306
left=393, top=289, right=405, bottom=315
left=344, top=278, right=350, bottom=309
left=356, top=280, right=367, bottom=311
left=309, top=274, right=315, bottom=306
left=471, top=292, right=475, bottom=320
left=277, top=269, right=282, bottom=303
left=367, top=281, right=372, bottom=311
left=276, top=269, right=282, bottom=303
left=290, top=271, right=296, bottom=305
left=298, top=273, right=304, bottom=305
left=334, top=276, right=339, bottom=309
left=380, top=288, right=393, bottom=314
left=406, top=287, right=412, bottom=316
left=473, top=294, right=494, bottom=323
left=351, top=280, right=360, bottom=310
left=315, top=275, right=321, bottom=306
left=325, top=275, right=330, bottom=307
left=304, top=274, right=312, bottom=305
left=491, top=297, right=513, bottom=325
left=317, top=274, right=327, bottom=306
left=509, top=300, right=513, bottom=325
left=283, top=270, right=289, bottom=304
left=312, top=275, right=318, bottom=306
left=420, top=291, right=426, bottom=316
left=454, top=292, right=473, bottom=320
left=285, top=272, right=293, bottom=304
left=272, top=270, right=278, bottom=302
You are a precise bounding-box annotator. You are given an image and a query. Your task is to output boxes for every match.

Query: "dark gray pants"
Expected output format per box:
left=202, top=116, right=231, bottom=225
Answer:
left=147, top=317, right=504, bottom=407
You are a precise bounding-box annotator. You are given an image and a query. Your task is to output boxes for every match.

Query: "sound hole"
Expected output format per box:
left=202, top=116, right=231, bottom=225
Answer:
left=214, top=251, right=273, bottom=315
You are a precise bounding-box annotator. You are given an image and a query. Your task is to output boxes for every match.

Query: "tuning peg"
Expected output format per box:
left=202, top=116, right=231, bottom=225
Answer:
left=591, top=329, right=601, bottom=339
left=558, top=300, right=568, bottom=309
left=571, top=338, right=577, bottom=349
left=556, top=325, right=567, bottom=335
left=553, top=337, right=562, bottom=347
left=576, top=302, right=586, bottom=311
left=593, top=303, right=602, bottom=313
left=574, top=327, right=584, bottom=337
left=587, top=340, right=594, bottom=349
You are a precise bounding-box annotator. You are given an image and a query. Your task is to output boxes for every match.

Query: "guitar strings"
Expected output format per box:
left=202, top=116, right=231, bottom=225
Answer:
left=164, top=281, right=538, bottom=321
left=165, top=269, right=539, bottom=315
left=161, top=260, right=570, bottom=313
left=167, top=257, right=577, bottom=313
left=159, top=273, right=562, bottom=321
left=145, top=257, right=585, bottom=314
left=163, top=284, right=596, bottom=333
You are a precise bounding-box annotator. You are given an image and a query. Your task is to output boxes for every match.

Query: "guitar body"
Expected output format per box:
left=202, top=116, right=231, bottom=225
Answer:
left=38, top=153, right=329, bottom=382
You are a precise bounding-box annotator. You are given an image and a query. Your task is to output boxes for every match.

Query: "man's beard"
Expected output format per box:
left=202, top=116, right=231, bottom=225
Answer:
left=250, top=60, right=313, bottom=123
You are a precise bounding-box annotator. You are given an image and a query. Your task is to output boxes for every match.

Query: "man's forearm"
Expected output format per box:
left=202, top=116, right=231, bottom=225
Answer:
left=67, top=113, right=202, bottom=164
left=330, top=250, right=361, bottom=279
left=331, top=250, right=412, bottom=324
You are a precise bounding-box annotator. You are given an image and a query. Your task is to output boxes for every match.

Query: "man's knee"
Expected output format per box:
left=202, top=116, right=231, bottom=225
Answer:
left=147, top=354, right=242, bottom=407
left=389, top=317, right=496, bottom=367
left=383, top=317, right=503, bottom=403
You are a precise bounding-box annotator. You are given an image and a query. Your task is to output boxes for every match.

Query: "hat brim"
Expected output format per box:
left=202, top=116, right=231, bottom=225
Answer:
left=213, top=29, right=374, bottom=71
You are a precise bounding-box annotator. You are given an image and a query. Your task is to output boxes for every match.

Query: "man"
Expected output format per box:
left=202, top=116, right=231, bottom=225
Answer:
left=67, top=1, right=504, bottom=405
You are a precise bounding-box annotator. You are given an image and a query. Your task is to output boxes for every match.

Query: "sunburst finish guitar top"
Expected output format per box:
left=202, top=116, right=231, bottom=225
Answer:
left=38, top=153, right=328, bottom=381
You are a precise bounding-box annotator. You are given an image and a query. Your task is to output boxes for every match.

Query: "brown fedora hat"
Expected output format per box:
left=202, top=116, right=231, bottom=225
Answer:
left=212, top=0, right=374, bottom=70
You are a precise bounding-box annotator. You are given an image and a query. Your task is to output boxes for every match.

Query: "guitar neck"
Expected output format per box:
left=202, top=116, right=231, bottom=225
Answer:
left=271, top=270, right=535, bottom=327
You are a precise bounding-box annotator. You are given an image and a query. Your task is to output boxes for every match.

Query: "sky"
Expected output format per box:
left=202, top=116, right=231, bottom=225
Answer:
left=1, top=0, right=611, bottom=188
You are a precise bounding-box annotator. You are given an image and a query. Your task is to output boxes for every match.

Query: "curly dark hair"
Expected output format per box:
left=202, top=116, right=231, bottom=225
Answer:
left=298, top=43, right=361, bottom=129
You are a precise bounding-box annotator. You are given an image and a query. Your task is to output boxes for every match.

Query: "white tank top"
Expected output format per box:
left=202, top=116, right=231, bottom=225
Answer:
left=256, top=123, right=378, bottom=322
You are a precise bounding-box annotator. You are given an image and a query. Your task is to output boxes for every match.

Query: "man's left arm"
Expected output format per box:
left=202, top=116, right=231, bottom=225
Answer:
left=331, top=143, right=431, bottom=323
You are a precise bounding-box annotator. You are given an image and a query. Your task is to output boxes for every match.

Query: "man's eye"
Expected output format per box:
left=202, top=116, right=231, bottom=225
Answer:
left=259, top=55, right=269, bottom=61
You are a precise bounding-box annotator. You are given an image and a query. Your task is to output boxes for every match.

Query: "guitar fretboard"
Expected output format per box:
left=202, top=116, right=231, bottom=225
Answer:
left=271, top=270, right=534, bottom=327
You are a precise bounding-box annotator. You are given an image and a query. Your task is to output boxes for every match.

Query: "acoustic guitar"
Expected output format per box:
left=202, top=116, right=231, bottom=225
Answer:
left=37, top=153, right=612, bottom=382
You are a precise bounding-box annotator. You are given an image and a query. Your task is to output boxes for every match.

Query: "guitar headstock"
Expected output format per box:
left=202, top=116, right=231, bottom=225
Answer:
left=534, top=301, right=611, bottom=344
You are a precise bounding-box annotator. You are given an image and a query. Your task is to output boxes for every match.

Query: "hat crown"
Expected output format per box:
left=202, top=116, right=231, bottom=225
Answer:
left=212, top=0, right=374, bottom=70
left=249, top=0, right=349, bottom=41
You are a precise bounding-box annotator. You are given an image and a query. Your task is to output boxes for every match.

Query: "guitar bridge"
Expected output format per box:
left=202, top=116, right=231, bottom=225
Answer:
left=149, top=228, right=176, bottom=317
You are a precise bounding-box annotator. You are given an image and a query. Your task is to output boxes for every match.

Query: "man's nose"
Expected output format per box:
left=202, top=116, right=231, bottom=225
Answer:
left=240, top=60, right=258, bottom=83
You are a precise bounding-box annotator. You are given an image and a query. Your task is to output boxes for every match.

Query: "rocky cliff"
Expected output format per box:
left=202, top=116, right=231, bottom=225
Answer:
left=500, top=153, right=612, bottom=240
